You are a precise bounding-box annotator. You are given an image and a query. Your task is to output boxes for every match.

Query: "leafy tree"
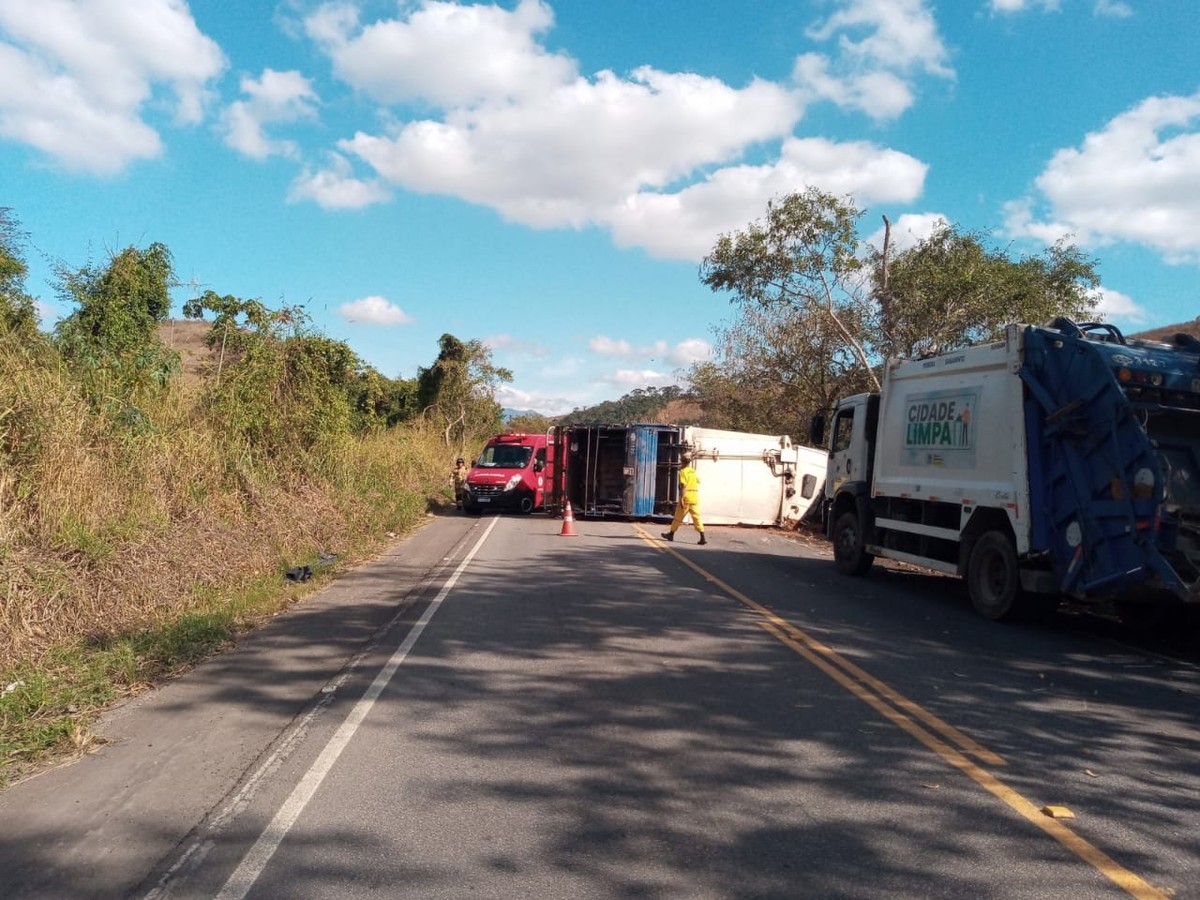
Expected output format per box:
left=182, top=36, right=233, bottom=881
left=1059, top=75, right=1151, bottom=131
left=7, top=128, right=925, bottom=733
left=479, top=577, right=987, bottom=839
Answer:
left=353, top=368, right=419, bottom=430
left=698, top=190, right=1103, bottom=424
left=183, top=292, right=361, bottom=455
left=874, top=222, right=1098, bottom=359
left=0, top=209, right=40, bottom=338
left=416, top=334, right=511, bottom=446
left=700, top=188, right=880, bottom=391
left=53, top=242, right=180, bottom=409
left=688, top=303, right=874, bottom=439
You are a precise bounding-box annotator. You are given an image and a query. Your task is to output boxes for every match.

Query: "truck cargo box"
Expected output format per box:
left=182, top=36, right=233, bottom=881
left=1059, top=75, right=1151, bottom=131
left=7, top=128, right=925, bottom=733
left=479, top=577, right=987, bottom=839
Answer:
left=686, top=427, right=827, bottom=526
left=552, top=423, right=826, bottom=527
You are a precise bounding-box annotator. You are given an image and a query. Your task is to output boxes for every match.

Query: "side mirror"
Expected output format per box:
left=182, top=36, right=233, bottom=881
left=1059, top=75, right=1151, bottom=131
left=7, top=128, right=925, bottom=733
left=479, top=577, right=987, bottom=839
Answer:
left=533, top=459, right=544, bottom=473
left=809, top=415, right=826, bottom=448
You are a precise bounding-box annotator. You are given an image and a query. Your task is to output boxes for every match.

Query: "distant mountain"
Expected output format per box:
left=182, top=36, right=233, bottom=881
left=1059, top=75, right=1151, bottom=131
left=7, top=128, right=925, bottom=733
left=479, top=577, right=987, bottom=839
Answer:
left=559, top=385, right=696, bottom=426
left=502, top=408, right=542, bottom=421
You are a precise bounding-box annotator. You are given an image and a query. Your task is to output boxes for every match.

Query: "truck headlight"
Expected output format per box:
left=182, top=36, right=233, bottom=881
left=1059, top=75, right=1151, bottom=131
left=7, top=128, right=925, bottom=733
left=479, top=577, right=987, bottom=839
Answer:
left=505, top=474, right=523, bottom=490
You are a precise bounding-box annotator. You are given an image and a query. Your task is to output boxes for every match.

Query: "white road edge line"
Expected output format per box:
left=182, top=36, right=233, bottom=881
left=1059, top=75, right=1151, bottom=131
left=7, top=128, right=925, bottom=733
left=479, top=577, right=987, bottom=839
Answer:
left=214, top=516, right=500, bottom=900
left=143, top=535, right=469, bottom=899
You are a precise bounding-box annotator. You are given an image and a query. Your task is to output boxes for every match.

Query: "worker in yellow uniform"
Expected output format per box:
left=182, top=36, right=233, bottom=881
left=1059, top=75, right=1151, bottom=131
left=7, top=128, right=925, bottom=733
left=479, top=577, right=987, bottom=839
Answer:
left=661, top=451, right=707, bottom=545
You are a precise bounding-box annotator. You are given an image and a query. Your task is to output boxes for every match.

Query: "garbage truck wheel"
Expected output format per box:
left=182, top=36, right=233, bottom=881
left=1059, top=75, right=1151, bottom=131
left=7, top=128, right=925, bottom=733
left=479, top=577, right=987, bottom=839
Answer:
left=967, top=531, right=1023, bottom=621
left=833, top=511, right=874, bottom=576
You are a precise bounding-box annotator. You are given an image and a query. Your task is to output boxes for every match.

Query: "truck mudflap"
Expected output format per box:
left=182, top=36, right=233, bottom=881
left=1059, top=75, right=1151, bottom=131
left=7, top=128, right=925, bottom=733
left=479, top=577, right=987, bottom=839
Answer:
left=1020, top=326, right=1198, bottom=603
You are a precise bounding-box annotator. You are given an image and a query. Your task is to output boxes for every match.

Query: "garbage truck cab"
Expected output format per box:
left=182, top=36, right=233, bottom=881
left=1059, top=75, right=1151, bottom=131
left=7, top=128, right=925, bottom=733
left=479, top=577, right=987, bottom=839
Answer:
left=464, top=433, right=552, bottom=515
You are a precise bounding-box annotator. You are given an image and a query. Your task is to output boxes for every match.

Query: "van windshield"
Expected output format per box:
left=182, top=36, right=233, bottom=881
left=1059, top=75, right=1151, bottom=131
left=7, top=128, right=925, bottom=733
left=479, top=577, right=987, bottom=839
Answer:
left=476, top=445, right=533, bottom=469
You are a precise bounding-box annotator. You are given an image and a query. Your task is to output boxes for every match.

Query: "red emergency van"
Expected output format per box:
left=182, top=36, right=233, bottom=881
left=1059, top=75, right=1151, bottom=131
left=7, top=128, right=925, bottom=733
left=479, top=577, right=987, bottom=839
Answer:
left=463, top=433, right=554, bottom=514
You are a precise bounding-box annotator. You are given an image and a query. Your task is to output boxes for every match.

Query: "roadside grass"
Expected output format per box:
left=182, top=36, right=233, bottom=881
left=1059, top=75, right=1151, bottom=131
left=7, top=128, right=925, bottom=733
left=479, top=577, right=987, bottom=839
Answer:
left=0, top=576, right=296, bottom=787
left=0, top=485, right=444, bottom=789
left=0, top=393, right=461, bottom=789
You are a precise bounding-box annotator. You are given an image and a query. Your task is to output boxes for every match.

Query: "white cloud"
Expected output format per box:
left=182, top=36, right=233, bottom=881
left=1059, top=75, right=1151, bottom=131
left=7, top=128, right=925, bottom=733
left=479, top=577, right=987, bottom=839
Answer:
left=340, top=67, right=800, bottom=230
left=667, top=338, right=712, bottom=366
left=485, top=334, right=549, bottom=357
left=221, top=69, right=318, bottom=160
left=1005, top=91, right=1200, bottom=264
left=989, top=0, right=1130, bottom=15
left=297, top=1, right=936, bottom=261
left=0, top=0, right=225, bottom=174
left=588, top=335, right=713, bottom=367
left=863, top=212, right=948, bottom=254
left=494, top=383, right=577, bottom=416
left=306, top=0, right=573, bottom=108
left=337, top=295, right=412, bottom=325
left=988, top=0, right=1062, bottom=12
left=796, top=0, right=953, bottom=120
left=607, top=137, right=928, bottom=260
left=288, top=152, right=392, bottom=209
left=1092, top=286, right=1149, bottom=324
left=1093, top=0, right=1133, bottom=17
left=589, top=335, right=636, bottom=357
left=603, top=368, right=676, bottom=388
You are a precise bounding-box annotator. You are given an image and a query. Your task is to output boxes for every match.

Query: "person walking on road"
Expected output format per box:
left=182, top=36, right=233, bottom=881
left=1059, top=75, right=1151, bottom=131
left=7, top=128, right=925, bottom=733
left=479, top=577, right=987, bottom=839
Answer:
left=661, top=451, right=707, bottom=545
left=452, top=456, right=469, bottom=509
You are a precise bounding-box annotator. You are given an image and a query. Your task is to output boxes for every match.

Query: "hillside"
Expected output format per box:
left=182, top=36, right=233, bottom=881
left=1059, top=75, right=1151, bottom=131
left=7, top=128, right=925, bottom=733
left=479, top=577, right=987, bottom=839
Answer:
left=1130, top=319, right=1200, bottom=343
left=159, top=318, right=218, bottom=381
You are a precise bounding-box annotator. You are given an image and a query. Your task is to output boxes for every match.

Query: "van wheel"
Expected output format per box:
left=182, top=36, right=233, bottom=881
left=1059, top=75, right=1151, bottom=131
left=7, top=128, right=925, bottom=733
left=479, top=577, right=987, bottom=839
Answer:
left=833, top=511, right=874, bottom=576
left=518, top=493, right=535, bottom=515
left=967, top=531, right=1023, bottom=620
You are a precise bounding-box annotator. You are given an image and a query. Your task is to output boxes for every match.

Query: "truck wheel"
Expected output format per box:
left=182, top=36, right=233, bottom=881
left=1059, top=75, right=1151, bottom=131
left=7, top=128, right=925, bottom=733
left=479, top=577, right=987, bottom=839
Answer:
left=967, top=531, right=1023, bottom=621
left=518, top=493, right=535, bottom=515
left=833, top=511, right=874, bottom=576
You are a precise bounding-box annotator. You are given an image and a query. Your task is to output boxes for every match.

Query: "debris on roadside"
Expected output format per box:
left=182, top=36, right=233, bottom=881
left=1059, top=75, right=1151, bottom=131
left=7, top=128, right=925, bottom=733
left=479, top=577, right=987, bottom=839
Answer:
left=285, top=565, right=312, bottom=582
left=1041, top=805, right=1075, bottom=819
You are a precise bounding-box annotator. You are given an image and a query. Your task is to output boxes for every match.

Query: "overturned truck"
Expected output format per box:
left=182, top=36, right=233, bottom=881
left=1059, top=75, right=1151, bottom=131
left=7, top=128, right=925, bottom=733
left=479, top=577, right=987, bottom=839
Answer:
left=550, top=424, right=827, bottom=527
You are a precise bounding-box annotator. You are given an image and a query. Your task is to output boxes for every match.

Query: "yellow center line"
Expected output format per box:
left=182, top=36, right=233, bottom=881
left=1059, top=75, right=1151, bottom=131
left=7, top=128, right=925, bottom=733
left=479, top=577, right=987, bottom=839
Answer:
left=633, top=525, right=1169, bottom=900
left=634, top=526, right=1000, bottom=763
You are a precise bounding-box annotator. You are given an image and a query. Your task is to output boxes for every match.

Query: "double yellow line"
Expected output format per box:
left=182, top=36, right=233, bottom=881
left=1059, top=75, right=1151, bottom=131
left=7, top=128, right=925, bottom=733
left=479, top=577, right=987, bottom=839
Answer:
left=635, top=525, right=1169, bottom=900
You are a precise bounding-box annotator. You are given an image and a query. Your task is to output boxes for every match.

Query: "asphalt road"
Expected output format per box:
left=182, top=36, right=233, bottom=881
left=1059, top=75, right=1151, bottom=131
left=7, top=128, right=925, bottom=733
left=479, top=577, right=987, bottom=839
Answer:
left=0, top=511, right=1196, bottom=899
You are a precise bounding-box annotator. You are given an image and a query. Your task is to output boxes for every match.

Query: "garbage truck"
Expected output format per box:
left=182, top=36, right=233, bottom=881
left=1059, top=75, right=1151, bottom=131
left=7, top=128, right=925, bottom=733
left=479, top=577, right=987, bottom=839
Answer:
left=816, top=319, right=1200, bottom=620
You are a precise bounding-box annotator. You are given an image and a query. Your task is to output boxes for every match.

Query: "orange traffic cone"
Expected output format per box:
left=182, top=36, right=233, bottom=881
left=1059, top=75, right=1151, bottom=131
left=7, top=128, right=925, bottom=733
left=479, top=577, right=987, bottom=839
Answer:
left=559, top=500, right=579, bottom=537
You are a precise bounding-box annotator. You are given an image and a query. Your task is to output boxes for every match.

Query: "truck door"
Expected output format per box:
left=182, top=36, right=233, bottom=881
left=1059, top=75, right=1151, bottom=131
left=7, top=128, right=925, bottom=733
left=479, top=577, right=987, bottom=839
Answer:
left=827, top=397, right=870, bottom=497
left=628, top=426, right=659, bottom=517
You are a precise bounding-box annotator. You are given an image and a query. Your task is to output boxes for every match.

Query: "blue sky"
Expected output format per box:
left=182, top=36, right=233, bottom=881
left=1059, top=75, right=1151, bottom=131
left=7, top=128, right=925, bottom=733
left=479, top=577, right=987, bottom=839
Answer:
left=1, top=0, right=1197, bottom=415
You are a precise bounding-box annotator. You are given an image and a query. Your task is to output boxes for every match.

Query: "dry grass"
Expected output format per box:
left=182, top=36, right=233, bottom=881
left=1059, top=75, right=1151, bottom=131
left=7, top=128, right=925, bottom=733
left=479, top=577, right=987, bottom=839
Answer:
left=0, top=331, right=463, bottom=784
left=657, top=398, right=705, bottom=424
left=0, top=409, right=449, bottom=668
left=158, top=318, right=220, bottom=382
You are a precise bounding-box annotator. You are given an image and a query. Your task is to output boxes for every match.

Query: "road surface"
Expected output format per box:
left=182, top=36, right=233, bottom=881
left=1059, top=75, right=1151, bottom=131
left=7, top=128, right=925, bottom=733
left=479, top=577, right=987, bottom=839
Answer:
left=0, top=511, right=1196, bottom=899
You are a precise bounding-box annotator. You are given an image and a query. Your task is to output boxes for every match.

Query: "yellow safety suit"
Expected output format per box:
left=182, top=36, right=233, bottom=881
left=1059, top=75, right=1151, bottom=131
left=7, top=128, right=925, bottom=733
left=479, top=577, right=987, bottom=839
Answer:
left=668, top=465, right=704, bottom=535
